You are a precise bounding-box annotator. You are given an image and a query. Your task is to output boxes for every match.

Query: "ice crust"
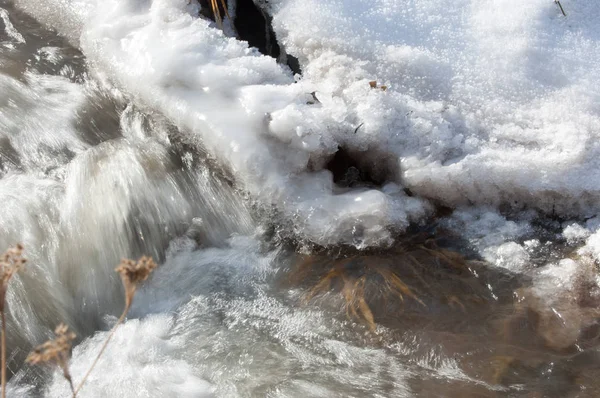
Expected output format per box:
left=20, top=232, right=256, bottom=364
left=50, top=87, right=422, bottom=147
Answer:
left=267, top=0, right=600, bottom=215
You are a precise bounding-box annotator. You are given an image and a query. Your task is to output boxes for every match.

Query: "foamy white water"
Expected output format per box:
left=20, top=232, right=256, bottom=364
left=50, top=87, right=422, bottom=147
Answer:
left=2, top=0, right=600, bottom=396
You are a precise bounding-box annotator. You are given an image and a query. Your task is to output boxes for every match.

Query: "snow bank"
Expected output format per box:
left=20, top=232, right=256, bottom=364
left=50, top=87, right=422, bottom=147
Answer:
left=13, top=0, right=600, bottom=246
left=266, top=0, right=600, bottom=216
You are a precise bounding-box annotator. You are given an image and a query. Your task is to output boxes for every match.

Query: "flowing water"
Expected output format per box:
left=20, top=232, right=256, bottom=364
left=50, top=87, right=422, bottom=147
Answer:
left=2, top=1, right=600, bottom=397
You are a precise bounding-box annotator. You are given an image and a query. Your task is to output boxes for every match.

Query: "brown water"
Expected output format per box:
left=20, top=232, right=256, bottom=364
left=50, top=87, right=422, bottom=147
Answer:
left=281, top=234, right=600, bottom=397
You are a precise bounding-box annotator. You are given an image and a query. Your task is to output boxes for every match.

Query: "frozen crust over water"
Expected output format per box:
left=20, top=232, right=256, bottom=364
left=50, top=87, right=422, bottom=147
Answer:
left=13, top=0, right=600, bottom=245
left=265, top=0, right=600, bottom=214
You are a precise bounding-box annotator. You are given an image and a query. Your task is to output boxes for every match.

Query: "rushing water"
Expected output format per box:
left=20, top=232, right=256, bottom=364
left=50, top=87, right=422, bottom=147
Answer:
left=2, top=2, right=600, bottom=397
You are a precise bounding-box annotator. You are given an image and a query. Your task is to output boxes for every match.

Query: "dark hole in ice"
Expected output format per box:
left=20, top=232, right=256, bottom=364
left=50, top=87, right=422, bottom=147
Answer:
left=325, top=146, right=400, bottom=188
left=233, top=0, right=278, bottom=57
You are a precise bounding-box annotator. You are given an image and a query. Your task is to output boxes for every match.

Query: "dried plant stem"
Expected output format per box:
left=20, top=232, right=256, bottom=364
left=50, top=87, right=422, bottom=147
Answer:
left=1, top=310, right=6, bottom=398
left=55, top=346, right=76, bottom=398
left=73, top=302, right=130, bottom=396
left=555, top=0, right=566, bottom=16
left=65, top=373, right=75, bottom=398
left=26, top=323, right=77, bottom=397
left=25, top=255, right=155, bottom=396
left=210, top=0, right=229, bottom=28
left=0, top=244, right=26, bottom=398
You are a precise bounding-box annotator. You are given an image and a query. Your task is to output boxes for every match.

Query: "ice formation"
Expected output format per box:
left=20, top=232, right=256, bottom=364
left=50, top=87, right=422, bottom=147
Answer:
left=12, top=0, right=600, bottom=246
left=11, top=0, right=597, bottom=247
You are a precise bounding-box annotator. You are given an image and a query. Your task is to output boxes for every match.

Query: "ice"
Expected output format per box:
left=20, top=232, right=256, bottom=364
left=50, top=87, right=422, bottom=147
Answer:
left=484, top=241, right=530, bottom=272
left=562, top=222, right=591, bottom=245
left=11, top=0, right=600, bottom=246
left=442, top=207, right=534, bottom=268
left=579, top=228, right=600, bottom=263
left=538, top=258, right=580, bottom=290
left=268, top=0, right=600, bottom=212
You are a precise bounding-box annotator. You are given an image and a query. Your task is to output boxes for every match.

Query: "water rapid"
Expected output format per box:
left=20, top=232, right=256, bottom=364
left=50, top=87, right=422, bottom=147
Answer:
left=2, top=1, right=600, bottom=397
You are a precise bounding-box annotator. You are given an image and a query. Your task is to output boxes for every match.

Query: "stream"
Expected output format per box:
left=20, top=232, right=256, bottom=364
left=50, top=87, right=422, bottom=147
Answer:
left=2, top=1, right=600, bottom=397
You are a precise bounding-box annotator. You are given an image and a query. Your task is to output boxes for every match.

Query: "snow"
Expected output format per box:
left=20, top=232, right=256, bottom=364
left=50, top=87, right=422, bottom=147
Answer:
left=441, top=207, right=534, bottom=270
left=579, top=228, right=600, bottom=263
left=267, top=0, right=600, bottom=215
left=562, top=222, right=591, bottom=245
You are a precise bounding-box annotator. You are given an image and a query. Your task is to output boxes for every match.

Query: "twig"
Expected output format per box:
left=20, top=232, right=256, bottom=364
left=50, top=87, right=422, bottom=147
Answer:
left=210, top=0, right=230, bottom=28
left=555, top=0, right=566, bottom=16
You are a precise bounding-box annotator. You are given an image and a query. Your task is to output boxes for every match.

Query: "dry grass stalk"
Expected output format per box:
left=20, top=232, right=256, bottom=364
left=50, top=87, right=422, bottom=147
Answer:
left=0, top=244, right=26, bottom=398
left=26, top=324, right=76, bottom=397
left=210, top=0, right=230, bottom=28
left=73, top=256, right=157, bottom=395
left=555, top=0, right=566, bottom=16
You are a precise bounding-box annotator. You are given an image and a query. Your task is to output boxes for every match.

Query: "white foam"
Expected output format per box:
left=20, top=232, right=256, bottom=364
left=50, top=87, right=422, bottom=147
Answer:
left=37, top=236, right=424, bottom=397
left=562, top=222, right=591, bottom=245
left=47, top=315, right=214, bottom=398
left=0, top=64, right=255, bottom=356
left=0, top=73, right=88, bottom=173
left=0, top=7, right=25, bottom=43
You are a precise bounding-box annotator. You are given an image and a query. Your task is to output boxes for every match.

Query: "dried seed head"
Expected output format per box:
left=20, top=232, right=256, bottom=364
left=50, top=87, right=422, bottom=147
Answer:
left=115, top=256, right=157, bottom=286
left=0, top=244, right=26, bottom=286
left=115, top=256, right=157, bottom=309
left=26, top=323, right=76, bottom=368
left=0, top=244, right=26, bottom=310
left=27, top=323, right=76, bottom=392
